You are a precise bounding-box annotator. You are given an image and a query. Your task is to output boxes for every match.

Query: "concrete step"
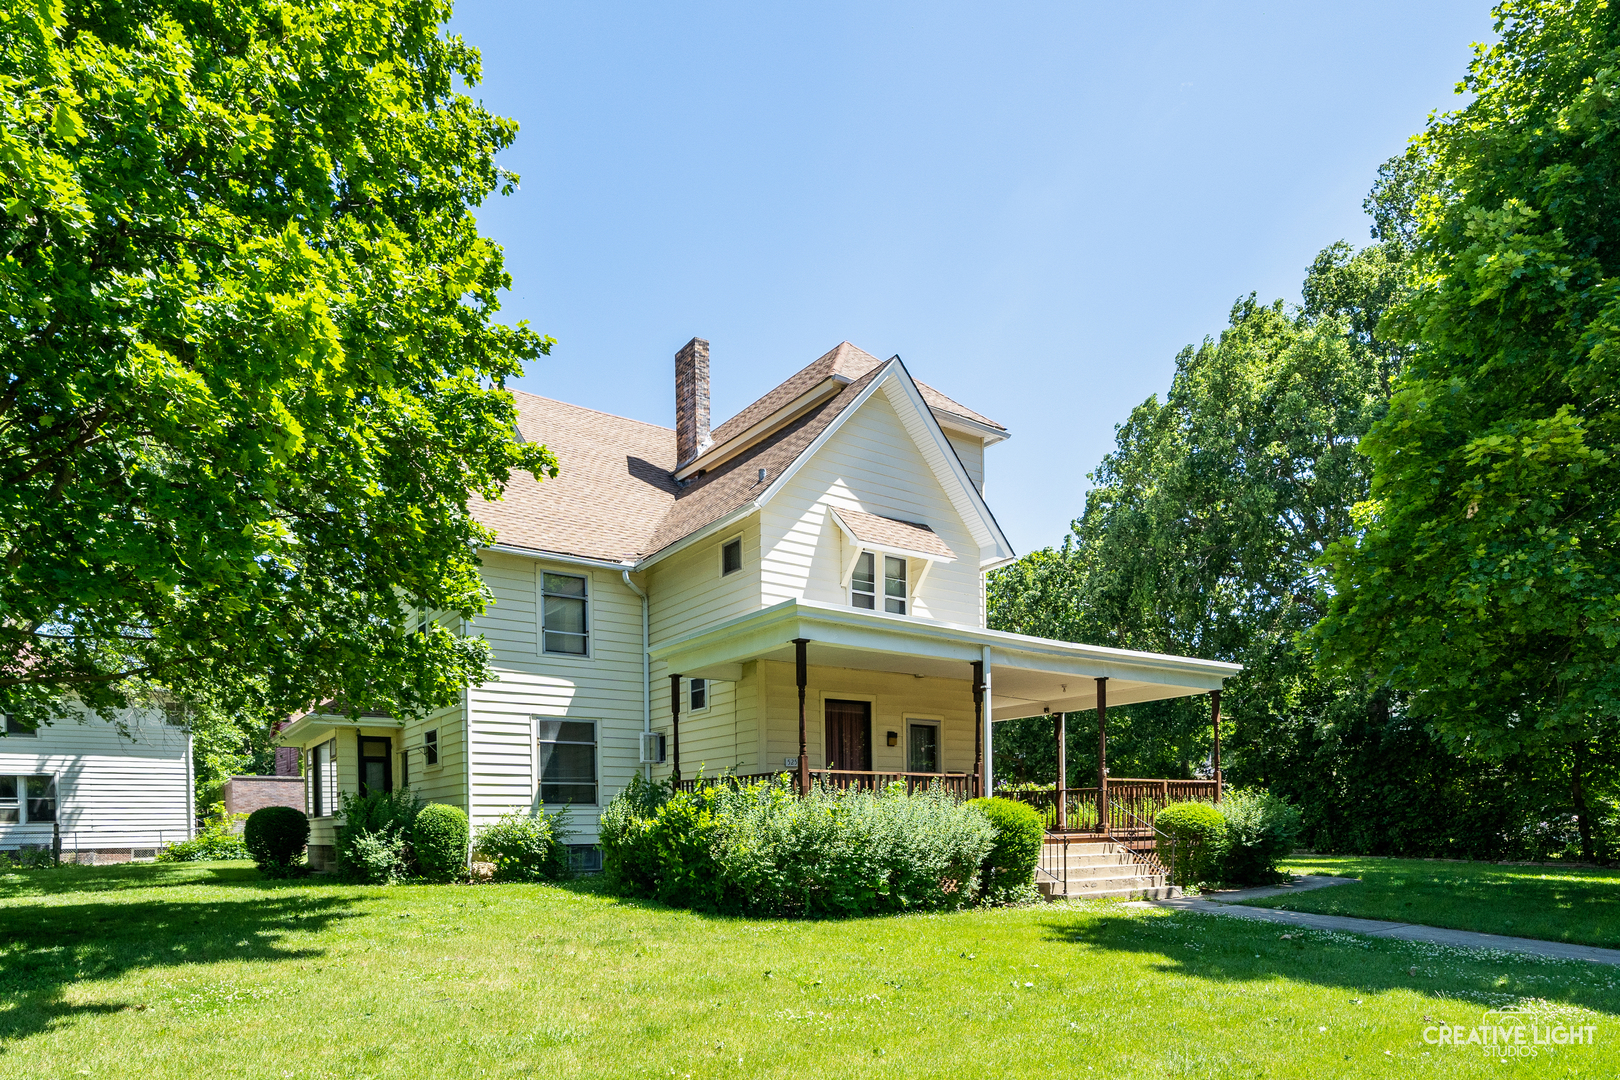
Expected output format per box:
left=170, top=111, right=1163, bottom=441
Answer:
left=1046, top=852, right=1132, bottom=868
left=1037, top=874, right=1180, bottom=901
left=1038, top=872, right=1169, bottom=892
left=1040, top=883, right=1182, bottom=901
left=1044, top=862, right=1145, bottom=881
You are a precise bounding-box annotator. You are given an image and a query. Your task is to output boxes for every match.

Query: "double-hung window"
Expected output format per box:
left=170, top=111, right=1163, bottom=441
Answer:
left=850, top=552, right=908, bottom=614
left=690, top=678, right=707, bottom=711
left=542, top=573, right=588, bottom=655
left=536, top=718, right=597, bottom=805
left=0, top=776, right=54, bottom=823
left=3, top=713, right=36, bottom=736
left=423, top=729, right=439, bottom=766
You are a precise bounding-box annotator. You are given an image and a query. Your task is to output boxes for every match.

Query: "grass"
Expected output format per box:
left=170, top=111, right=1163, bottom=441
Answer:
left=2, top=862, right=1620, bottom=1078
left=1237, top=855, right=1620, bottom=949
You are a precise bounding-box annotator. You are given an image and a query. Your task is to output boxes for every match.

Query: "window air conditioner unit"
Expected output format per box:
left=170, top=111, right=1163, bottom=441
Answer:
left=639, top=731, right=667, bottom=765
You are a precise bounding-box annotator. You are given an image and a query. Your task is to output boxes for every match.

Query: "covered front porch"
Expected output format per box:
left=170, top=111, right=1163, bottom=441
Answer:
left=652, top=599, right=1240, bottom=840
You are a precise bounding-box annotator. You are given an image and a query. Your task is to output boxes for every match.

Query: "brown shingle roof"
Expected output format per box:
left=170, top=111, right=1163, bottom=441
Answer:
left=830, top=508, right=956, bottom=560
left=472, top=344, right=1000, bottom=563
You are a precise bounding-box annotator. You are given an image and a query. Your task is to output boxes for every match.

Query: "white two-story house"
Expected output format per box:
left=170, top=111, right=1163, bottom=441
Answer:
left=278, top=340, right=1238, bottom=867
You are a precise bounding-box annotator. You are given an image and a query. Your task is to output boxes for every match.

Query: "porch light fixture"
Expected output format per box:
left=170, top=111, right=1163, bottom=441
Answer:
left=886, top=730, right=898, bottom=747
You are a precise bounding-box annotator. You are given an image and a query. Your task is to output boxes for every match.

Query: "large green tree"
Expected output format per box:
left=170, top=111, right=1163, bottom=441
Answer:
left=1313, top=0, right=1620, bottom=857
left=991, top=237, right=1407, bottom=793
left=0, top=0, right=555, bottom=727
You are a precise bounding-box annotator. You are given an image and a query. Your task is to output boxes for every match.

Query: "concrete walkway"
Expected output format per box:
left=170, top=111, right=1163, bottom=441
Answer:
left=1125, top=875, right=1620, bottom=966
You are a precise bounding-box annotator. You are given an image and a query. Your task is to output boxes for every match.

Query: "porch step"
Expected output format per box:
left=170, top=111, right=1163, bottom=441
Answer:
left=1036, top=835, right=1179, bottom=901
left=1040, top=883, right=1182, bottom=901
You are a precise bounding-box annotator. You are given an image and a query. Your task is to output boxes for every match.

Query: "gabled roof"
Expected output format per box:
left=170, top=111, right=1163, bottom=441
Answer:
left=472, top=344, right=1010, bottom=566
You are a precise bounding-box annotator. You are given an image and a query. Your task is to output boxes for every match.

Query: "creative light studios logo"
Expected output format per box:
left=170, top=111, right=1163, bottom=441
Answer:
left=1422, top=1002, right=1599, bottom=1059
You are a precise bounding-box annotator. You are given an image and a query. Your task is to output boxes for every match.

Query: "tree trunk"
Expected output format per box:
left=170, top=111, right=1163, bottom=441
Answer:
left=1571, top=739, right=1595, bottom=863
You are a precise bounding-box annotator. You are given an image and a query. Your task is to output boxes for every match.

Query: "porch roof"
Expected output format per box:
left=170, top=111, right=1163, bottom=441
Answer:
left=276, top=710, right=401, bottom=748
left=648, top=598, right=1241, bottom=721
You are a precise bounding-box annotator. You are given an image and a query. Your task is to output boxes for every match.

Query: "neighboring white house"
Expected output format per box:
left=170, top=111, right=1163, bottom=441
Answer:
left=278, top=340, right=1240, bottom=867
left=0, top=707, right=194, bottom=863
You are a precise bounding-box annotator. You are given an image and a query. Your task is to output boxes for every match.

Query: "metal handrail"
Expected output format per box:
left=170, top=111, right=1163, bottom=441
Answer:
left=1116, top=805, right=1178, bottom=882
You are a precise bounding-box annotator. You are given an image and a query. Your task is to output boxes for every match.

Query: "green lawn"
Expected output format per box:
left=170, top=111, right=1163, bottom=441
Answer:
left=3, top=862, right=1619, bottom=1078
left=1238, top=855, right=1620, bottom=950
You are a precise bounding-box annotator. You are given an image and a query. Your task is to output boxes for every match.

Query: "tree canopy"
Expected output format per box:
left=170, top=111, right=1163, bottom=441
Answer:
left=1313, top=0, right=1620, bottom=765
left=0, top=0, right=556, bottom=726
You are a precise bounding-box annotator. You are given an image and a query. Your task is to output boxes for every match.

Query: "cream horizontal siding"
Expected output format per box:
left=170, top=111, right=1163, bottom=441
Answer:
left=0, top=707, right=189, bottom=850
left=399, top=699, right=465, bottom=810
left=468, top=554, right=649, bottom=844
left=945, top=431, right=985, bottom=494
left=760, top=390, right=985, bottom=626
left=644, top=518, right=761, bottom=789
left=759, top=661, right=977, bottom=775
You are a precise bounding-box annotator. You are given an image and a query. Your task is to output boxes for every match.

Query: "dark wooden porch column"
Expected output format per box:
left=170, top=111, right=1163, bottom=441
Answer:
left=1096, top=677, right=1109, bottom=836
left=1054, top=710, right=1067, bottom=830
left=971, top=660, right=985, bottom=798
left=1211, top=687, right=1222, bottom=804
left=793, top=638, right=810, bottom=795
left=669, top=673, right=682, bottom=784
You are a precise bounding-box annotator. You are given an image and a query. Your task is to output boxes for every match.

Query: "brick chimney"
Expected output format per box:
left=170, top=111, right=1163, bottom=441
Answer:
left=675, top=337, right=712, bottom=468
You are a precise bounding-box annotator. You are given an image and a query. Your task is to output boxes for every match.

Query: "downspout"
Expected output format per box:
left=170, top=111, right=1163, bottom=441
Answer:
left=622, top=570, right=650, bottom=781
left=185, top=730, right=196, bottom=840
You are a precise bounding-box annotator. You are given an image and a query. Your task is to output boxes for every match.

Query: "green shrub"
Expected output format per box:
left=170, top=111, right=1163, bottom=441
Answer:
left=413, top=802, right=469, bottom=882
left=965, top=797, right=1044, bottom=902
left=1155, top=801, right=1226, bottom=885
left=474, top=808, right=572, bottom=882
left=0, top=847, right=59, bottom=871
left=599, top=776, right=995, bottom=917
left=336, top=789, right=422, bottom=883
left=1216, top=789, right=1302, bottom=885
left=598, top=773, right=671, bottom=894
left=159, top=801, right=250, bottom=862
left=243, top=805, right=310, bottom=877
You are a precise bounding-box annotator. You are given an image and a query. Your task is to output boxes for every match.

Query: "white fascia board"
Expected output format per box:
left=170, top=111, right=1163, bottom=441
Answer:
left=673, top=377, right=845, bottom=481
left=877, top=362, right=1015, bottom=565
left=276, top=712, right=402, bottom=747
left=632, top=502, right=760, bottom=572
left=933, top=410, right=1010, bottom=446
left=746, top=359, right=1015, bottom=567
left=481, top=544, right=635, bottom=572
left=828, top=507, right=956, bottom=565
left=649, top=597, right=1242, bottom=689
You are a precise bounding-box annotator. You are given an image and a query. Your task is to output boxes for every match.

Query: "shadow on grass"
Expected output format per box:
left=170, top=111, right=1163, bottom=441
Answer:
left=1042, top=908, right=1620, bottom=1017
left=0, top=868, right=363, bottom=1041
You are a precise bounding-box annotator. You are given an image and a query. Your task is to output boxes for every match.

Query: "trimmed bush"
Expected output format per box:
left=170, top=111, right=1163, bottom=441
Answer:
left=599, top=776, right=995, bottom=918
left=336, top=789, right=422, bottom=883
left=413, top=802, right=470, bottom=882
left=966, top=797, right=1044, bottom=901
left=243, top=805, right=310, bottom=876
left=475, top=808, right=572, bottom=882
left=1217, top=789, right=1302, bottom=885
left=1155, top=801, right=1225, bottom=886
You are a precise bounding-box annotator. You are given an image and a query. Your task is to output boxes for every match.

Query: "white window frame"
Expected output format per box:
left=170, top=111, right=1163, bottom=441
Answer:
left=538, top=568, right=591, bottom=659
left=2, top=774, right=58, bottom=824
left=904, top=715, right=944, bottom=775
left=423, top=728, right=439, bottom=768
left=688, top=677, right=709, bottom=714
left=2, top=713, right=37, bottom=737
left=308, top=739, right=338, bottom=818
left=719, top=535, right=744, bottom=577
left=534, top=716, right=599, bottom=807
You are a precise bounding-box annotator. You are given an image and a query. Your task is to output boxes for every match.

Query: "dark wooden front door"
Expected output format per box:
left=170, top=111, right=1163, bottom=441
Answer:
left=824, top=700, right=872, bottom=771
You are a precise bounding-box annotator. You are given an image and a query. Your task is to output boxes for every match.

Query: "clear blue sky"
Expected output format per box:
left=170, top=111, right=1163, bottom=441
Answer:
left=448, top=1, right=1495, bottom=556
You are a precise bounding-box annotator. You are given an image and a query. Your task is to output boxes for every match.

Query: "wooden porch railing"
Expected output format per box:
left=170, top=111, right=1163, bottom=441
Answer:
left=1004, top=778, right=1218, bottom=839
left=671, top=770, right=978, bottom=798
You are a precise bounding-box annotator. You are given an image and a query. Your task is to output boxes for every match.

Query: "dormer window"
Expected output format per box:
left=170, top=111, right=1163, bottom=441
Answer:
left=850, top=552, right=908, bottom=614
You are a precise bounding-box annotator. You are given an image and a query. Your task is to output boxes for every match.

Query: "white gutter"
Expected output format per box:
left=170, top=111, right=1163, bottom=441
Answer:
left=622, top=569, right=651, bottom=780
left=483, top=544, right=634, bottom=572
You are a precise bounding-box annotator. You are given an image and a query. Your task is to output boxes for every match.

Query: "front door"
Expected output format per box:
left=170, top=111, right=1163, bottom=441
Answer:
left=824, top=700, right=872, bottom=771
left=908, top=722, right=940, bottom=773
left=359, top=736, right=393, bottom=796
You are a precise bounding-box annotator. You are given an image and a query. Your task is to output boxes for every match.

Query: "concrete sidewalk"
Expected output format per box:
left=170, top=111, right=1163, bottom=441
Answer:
left=1125, top=875, right=1620, bottom=966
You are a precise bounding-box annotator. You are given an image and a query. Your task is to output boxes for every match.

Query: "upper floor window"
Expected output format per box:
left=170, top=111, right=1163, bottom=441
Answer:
left=721, top=537, right=743, bottom=576
left=3, top=713, right=36, bottom=737
left=423, top=729, right=439, bottom=766
left=537, top=719, right=597, bottom=805
left=542, top=572, right=588, bottom=655
left=851, top=552, right=908, bottom=614
left=690, top=678, right=707, bottom=711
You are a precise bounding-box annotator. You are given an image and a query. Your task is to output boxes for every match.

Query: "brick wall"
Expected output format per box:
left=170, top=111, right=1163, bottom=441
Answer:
left=223, top=775, right=305, bottom=817
left=674, top=336, right=711, bottom=467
